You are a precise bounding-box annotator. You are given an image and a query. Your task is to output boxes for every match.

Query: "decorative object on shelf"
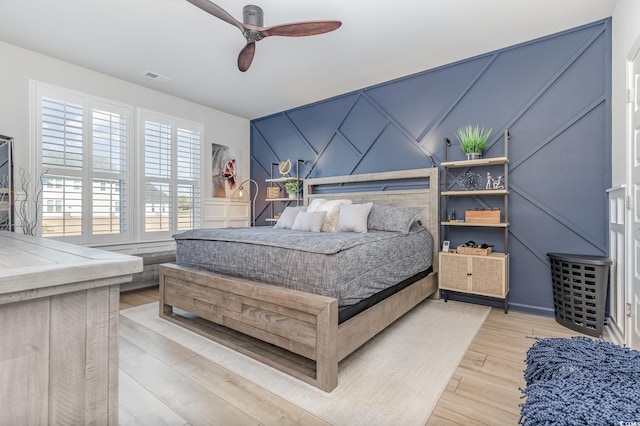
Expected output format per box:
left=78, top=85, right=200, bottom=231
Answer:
left=284, top=180, right=299, bottom=199
left=465, top=208, right=501, bottom=224
left=266, top=186, right=280, bottom=199
left=456, top=125, right=492, bottom=160
left=233, top=178, right=259, bottom=226
left=485, top=172, right=504, bottom=190
left=458, top=171, right=482, bottom=191
left=447, top=209, right=457, bottom=222
left=278, top=159, right=291, bottom=176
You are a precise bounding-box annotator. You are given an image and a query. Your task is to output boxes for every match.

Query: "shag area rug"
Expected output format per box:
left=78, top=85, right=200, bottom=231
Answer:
left=520, top=336, right=640, bottom=426
left=122, top=299, right=489, bottom=426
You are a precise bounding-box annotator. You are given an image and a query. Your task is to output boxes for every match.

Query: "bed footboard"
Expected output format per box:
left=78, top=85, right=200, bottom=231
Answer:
left=159, top=263, right=339, bottom=391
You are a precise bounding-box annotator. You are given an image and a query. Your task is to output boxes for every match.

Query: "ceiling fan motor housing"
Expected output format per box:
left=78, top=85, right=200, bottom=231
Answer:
left=243, top=5, right=263, bottom=26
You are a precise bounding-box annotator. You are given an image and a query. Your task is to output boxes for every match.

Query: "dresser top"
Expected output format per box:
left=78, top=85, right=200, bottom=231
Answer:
left=0, top=232, right=143, bottom=295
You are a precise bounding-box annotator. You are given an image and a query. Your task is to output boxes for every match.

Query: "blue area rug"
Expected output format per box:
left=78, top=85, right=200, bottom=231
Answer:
left=520, top=336, right=640, bottom=426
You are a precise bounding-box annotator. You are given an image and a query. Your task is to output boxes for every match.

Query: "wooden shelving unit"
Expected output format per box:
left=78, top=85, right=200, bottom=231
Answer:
left=0, top=135, right=13, bottom=232
left=265, top=160, right=304, bottom=223
left=439, top=130, right=510, bottom=312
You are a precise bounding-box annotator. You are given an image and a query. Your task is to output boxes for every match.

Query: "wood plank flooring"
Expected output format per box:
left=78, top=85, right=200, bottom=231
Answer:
left=119, top=287, right=602, bottom=425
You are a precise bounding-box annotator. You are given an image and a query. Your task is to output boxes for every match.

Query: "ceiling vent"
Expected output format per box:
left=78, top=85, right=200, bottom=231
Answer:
left=143, top=71, right=172, bottom=83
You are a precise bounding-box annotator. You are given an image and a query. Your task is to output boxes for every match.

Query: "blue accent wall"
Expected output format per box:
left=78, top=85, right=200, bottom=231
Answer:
left=250, top=19, right=612, bottom=315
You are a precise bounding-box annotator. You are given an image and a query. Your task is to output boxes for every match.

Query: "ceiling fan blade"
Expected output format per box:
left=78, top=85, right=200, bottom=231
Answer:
left=186, top=0, right=244, bottom=32
left=261, top=20, right=341, bottom=38
left=238, top=42, right=256, bottom=72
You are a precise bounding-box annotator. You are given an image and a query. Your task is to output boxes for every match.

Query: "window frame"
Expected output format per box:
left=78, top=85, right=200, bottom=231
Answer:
left=32, top=81, right=133, bottom=245
left=137, top=109, right=203, bottom=242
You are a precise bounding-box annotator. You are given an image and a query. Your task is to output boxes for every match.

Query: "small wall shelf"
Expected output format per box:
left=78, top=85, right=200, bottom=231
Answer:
left=440, top=157, right=508, bottom=168
left=441, top=222, right=509, bottom=227
left=265, top=177, right=304, bottom=183
left=442, top=189, right=508, bottom=196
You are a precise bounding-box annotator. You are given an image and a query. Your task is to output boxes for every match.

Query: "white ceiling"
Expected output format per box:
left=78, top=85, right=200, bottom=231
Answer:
left=0, top=0, right=616, bottom=120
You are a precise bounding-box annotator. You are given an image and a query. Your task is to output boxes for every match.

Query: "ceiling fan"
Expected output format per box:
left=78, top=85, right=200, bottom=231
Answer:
left=186, top=0, right=342, bottom=72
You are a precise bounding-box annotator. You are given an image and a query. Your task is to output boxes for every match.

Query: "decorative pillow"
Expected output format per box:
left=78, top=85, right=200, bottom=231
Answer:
left=336, top=203, right=373, bottom=233
left=273, top=206, right=307, bottom=229
left=291, top=211, right=327, bottom=232
left=306, top=198, right=327, bottom=211
left=307, top=198, right=352, bottom=232
left=367, top=203, right=423, bottom=234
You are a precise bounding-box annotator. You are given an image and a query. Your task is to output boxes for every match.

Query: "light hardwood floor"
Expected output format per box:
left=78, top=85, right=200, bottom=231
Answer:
left=119, top=287, right=601, bottom=425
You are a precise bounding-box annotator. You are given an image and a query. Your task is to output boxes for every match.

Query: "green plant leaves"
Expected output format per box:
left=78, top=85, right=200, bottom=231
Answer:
left=456, top=125, right=492, bottom=154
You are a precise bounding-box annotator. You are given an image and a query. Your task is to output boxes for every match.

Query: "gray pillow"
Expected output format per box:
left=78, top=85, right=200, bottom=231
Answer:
left=367, top=203, right=422, bottom=234
left=336, top=203, right=373, bottom=233
left=291, top=211, right=327, bottom=232
left=274, top=206, right=307, bottom=229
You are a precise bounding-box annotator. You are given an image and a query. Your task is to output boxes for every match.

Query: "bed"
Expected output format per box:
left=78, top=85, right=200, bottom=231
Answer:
left=159, top=167, right=439, bottom=391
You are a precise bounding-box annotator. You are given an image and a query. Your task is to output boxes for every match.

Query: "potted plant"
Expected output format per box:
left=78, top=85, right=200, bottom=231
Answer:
left=284, top=180, right=299, bottom=199
left=456, top=125, right=492, bottom=160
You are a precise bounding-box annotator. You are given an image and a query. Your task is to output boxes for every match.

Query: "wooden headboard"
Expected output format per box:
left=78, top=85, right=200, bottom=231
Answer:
left=303, top=168, right=440, bottom=270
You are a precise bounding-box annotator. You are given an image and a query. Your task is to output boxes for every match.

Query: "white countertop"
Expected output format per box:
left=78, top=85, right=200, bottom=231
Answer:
left=0, top=231, right=143, bottom=296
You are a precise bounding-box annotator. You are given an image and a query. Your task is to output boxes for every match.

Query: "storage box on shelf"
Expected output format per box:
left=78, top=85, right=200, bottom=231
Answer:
left=439, top=130, right=510, bottom=312
left=266, top=186, right=281, bottom=200
left=456, top=244, right=493, bottom=256
left=464, top=209, right=501, bottom=224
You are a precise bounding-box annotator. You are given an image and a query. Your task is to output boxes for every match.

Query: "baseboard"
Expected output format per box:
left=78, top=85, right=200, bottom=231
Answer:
left=605, top=323, right=625, bottom=345
left=120, top=280, right=159, bottom=292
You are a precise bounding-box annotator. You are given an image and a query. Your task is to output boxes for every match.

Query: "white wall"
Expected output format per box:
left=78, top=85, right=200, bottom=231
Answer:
left=0, top=41, right=249, bottom=249
left=611, top=0, right=640, bottom=186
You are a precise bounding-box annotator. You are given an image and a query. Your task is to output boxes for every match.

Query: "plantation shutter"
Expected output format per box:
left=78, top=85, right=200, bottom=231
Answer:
left=141, top=111, right=201, bottom=238
left=91, top=107, right=127, bottom=235
left=143, top=120, right=173, bottom=232
left=176, top=127, right=200, bottom=231
left=41, top=97, right=84, bottom=237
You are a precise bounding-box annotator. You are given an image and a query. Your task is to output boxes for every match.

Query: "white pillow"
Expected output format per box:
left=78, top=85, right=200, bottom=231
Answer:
left=291, top=211, right=327, bottom=232
left=307, top=198, right=352, bottom=232
left=273, top=206, right=307, bottom=229
left=306, top=198, right=326, bottom=212
left=336, top=203, right=373, bottom=233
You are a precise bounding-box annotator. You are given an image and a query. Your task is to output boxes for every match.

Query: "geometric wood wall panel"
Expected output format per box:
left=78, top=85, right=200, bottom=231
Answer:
left=250, top=19, right=612, bottom=315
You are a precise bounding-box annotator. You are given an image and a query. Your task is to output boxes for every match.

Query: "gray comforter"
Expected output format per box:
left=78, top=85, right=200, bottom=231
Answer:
left=173, top=223, right=433, bottom=308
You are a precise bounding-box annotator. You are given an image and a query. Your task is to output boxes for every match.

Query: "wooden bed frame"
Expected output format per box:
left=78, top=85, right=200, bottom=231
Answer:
left=159, top=167, right=440, bottom=392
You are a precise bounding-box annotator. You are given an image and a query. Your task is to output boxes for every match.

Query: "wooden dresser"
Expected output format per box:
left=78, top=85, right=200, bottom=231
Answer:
left=0, top=232, right=142, bottom=425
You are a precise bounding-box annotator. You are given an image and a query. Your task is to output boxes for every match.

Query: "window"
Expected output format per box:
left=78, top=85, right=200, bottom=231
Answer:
left=33, top=82, right=203, bottom=245
left=35, top=83, right=131, bottom=243
left=140, top=110, right=201, bottom=239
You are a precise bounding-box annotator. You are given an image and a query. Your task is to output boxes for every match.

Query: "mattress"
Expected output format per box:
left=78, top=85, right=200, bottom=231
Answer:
left=173, top=223, right=433, bottom=310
